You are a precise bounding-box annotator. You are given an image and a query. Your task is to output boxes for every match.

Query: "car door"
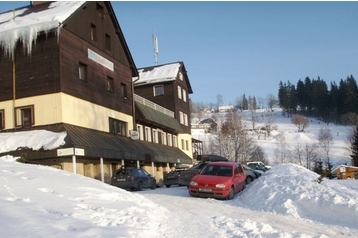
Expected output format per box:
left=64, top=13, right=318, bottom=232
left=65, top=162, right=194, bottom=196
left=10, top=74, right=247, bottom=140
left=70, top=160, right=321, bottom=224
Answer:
left=138, top=169, right=150, bottom=187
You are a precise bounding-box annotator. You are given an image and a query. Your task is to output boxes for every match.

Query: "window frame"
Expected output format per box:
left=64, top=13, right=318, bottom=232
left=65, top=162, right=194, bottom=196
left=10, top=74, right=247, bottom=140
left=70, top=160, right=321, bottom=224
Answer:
left=0, top=109, right=4, bottom=130
left=79, top=62, right=87, bottom=81
left=15, top=105, right=34, bottom=127
left=90, top=23, right=97, bottom=41
left=178, top=85, right=182, bottom=99
left=153, top=85, right=164, bottom=96
left=121, top=83, right=127, bottom=99
left=109, top=117, right=127, bottom=136
left=105, top=33, right=111, bottom=51
left=107, top=76, right=114, bottom=93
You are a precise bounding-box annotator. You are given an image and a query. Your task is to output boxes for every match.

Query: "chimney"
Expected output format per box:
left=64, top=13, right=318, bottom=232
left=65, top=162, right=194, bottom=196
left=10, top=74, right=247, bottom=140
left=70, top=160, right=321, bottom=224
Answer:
left=32, top=1, right=50, bottom=6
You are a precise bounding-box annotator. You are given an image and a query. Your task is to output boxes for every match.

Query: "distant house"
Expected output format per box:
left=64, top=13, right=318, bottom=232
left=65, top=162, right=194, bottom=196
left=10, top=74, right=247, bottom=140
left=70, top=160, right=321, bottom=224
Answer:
left=218, top=105, right=234, bottom=112
left=332, top=165, right=358, bottom=179
left=191, top=118, right=218, bottom=134
left=0, top=1, right=192, bottom=185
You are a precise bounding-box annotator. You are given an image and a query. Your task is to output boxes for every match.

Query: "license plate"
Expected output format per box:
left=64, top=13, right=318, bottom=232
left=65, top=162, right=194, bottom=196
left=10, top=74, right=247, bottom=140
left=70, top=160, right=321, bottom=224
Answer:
left=117, top=178, right=126, bottom=181
left=199, top=188, right=212, bottom=192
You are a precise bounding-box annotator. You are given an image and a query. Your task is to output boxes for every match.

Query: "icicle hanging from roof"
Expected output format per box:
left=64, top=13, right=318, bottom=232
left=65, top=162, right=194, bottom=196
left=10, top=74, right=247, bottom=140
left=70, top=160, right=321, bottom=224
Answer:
left=0, top=1, right=85, bottom=60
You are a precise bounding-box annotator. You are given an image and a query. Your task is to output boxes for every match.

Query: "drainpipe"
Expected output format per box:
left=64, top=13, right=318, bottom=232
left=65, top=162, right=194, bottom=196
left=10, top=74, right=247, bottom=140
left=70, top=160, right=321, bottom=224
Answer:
left=12, top=10, right=16, bottom=129
left=132, top=75, right=139, bottom=131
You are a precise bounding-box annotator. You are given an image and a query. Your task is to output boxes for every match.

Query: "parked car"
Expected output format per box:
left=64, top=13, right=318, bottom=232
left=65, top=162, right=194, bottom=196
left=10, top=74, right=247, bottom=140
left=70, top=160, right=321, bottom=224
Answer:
left=163, top=164, right=190, bottom=188
left=189, top=162, right=246, bottom=200
left=178, top=154, right=228, bottom=187
left=111, top=167, right=156, bottom=191
left=247, top=161, right=270, bottom=172
left=243, top=165, right=261, bottom=184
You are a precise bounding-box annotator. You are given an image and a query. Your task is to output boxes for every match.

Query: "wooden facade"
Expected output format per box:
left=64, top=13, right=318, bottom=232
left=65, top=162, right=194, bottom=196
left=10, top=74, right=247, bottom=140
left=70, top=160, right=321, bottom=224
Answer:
left=0, top=1, right=194, bottom=185
left=134, top=62, right=193, bottom=134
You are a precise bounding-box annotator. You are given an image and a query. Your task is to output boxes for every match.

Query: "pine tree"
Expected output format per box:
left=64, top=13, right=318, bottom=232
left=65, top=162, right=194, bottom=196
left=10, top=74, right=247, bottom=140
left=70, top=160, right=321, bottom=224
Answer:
left=351, top=125, right=358, bottom=166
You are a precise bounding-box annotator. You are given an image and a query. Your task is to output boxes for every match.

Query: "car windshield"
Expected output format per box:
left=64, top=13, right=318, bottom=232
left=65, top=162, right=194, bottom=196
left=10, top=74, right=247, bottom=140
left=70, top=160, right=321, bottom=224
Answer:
left=200, top=165, right=232, bottom=177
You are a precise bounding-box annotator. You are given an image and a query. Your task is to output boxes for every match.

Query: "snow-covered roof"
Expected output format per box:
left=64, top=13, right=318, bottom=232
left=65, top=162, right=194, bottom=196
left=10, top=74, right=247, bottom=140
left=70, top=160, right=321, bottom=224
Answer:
left=134, top=62, right=181, bottom=85
left=0, top=1, right=85, bottom=59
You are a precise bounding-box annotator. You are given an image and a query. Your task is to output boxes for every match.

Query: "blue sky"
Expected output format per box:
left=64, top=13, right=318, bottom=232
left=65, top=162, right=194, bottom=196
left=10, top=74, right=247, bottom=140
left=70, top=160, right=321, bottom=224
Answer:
left=2, top=1, right=358, bottom=106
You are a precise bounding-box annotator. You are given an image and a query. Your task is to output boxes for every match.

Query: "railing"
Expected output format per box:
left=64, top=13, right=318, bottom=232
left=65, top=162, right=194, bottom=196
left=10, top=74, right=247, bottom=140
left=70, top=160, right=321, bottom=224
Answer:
left=134, top=94, right=174, bottom=118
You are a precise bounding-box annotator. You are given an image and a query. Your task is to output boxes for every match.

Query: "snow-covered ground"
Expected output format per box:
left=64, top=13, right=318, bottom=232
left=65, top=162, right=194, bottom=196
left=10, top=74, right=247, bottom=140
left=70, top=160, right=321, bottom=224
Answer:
left=1, top=109, right=358, bottom=237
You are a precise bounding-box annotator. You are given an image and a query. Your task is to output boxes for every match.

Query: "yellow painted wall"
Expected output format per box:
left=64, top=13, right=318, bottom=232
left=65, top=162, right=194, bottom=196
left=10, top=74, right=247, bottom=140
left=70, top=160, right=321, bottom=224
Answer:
left=0, top=93, right=134, bottom=133
left=177, top=132, right=193, bottom=160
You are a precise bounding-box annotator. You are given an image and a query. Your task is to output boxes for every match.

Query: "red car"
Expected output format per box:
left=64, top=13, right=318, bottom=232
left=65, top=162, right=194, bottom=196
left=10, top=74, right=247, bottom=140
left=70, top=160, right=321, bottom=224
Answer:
left=189, top=162, right=246, bottom=200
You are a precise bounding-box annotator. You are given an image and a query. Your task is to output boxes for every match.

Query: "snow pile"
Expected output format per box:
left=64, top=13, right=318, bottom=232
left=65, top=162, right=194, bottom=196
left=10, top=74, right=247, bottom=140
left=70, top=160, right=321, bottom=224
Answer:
left=0, top=158, right=168, bottom=237
left=0, top=130, right=67, bottom=153
left=240, top=163, right=358, bottom=229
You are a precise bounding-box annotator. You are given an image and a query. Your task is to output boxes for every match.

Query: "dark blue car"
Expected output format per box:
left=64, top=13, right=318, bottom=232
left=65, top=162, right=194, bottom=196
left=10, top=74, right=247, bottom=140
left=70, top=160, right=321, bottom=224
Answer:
left=111, top=167, right=156, bottom=191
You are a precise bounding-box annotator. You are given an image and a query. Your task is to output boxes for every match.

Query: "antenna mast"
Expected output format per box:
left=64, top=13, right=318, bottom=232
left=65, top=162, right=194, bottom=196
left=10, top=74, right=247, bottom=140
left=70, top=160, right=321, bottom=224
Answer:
left=153, top=34, right=159, bottom=65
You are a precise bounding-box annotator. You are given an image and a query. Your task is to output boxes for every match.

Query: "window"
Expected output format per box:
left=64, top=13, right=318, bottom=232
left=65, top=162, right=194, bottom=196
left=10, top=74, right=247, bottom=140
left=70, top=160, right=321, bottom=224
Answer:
left=183, top=89, right=187, bottom=102
left=152, top=129, right=158, bottom=143
left=167, top=134, right=172, bottom=146
left=173, top=135, right=178, bottom=147
left=90, top=24, right=97, bottom=41
left=178, top=86, right=182, bottom=99
left=0, top=110, right=4, bottom=130
left=137, top=125, right=144, bottom=140
left=15, top=105, right=34, bottom=127
left=145, top=127, right=152, bottom=142
left=107, top=77, right=114, bottom=93
left=184, top=113, right=188, bottom=126
left=109, top=118, right=127, bottom=136
left=181, top=139, right=185, bottom=150
left=179, top=72, right=184, bottom=81
left=154, top=85, right=164, bottom=96
left=79, top=62, right=87, bottom=81
left=186, top=140, right=189, bottom=150
left=121, top=83, right=127, bottom=99
left=179, top=111, right=184, bottom=124
left=105, top=34, right=111, bottom=51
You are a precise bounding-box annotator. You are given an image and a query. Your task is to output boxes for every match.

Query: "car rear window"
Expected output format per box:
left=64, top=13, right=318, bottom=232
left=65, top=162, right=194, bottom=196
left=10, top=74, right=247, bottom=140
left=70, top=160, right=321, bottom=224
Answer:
left=201, top=165, right=232, bottom=176
left=115, top=169, right=130, bottom=176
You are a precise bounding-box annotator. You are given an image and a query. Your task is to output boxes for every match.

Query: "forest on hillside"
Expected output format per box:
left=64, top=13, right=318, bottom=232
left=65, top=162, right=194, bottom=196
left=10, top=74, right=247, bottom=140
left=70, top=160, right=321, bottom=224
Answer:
left=278, top=75, right=358, bottom=125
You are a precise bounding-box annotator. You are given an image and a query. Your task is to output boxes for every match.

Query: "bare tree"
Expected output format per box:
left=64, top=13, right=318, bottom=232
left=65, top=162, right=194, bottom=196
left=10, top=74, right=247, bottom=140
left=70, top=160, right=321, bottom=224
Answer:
left=266, top=93, right=278, bottom=111
left=274, top=134, right=292, bottom=164
left=291, top=114, right=309, bottom=132
left=249, top=103, right=259, bottom=131
left=263, top=110, right=276, bottom=136
left=213, top=111, right=257, bottom=162
left=303, top=144, right=319, bottom=170
left=318, top=128, right=333, bottom=169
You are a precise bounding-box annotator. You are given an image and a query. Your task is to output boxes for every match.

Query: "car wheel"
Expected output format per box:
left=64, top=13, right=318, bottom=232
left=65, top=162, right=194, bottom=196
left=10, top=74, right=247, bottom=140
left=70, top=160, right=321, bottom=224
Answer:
left=137, top=181, right=143, bottom=191
left=227, top=187, right=235, bottom=200
left=165, top=185, right=171, bottom=188
left=246, top=176, right=253, bottom=184
left=151, top=180, right=156, bottom=189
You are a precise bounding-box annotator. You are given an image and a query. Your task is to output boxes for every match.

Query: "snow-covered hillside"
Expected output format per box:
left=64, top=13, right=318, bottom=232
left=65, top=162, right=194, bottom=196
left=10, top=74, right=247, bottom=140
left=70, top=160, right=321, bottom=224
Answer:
left=191, top=108, right=352, bottom=167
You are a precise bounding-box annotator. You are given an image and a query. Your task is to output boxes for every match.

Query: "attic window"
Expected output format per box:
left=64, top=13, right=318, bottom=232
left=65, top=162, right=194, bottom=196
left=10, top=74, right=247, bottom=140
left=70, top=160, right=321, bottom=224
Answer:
left=154, top=85, right=164, bottom=96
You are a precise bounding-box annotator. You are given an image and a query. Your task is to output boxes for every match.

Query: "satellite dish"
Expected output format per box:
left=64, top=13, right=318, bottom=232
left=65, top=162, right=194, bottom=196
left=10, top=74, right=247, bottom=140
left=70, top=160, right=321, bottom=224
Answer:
left=130, top=130, right=139, bottom=140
